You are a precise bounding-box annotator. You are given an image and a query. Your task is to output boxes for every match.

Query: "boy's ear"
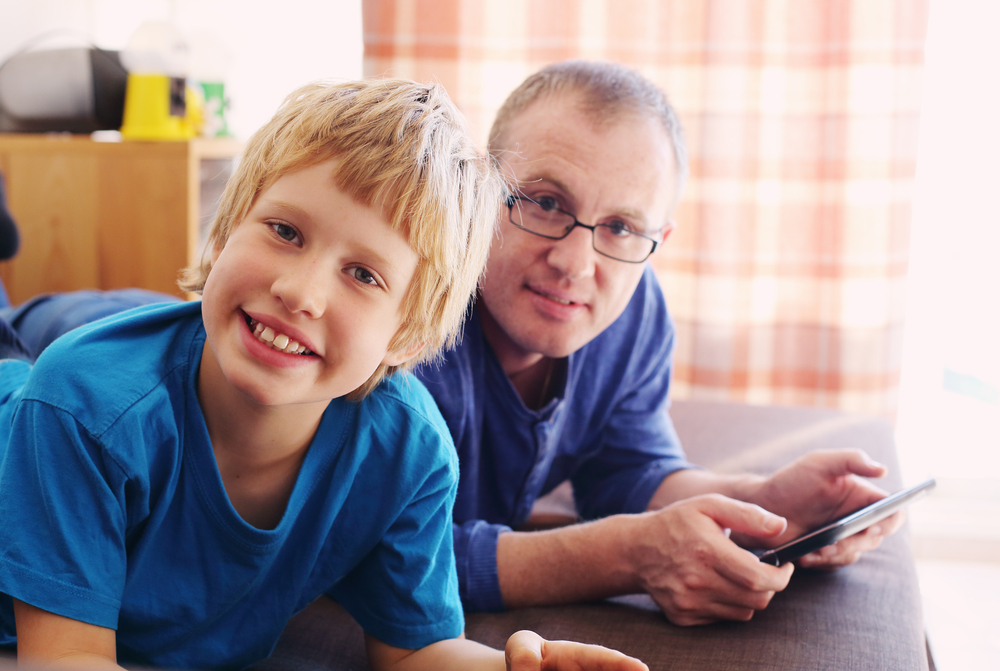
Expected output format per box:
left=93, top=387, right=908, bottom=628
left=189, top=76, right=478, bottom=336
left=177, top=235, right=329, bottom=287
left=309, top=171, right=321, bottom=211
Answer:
left=381, top=340, right=426, bottom=367
left=210, top=238, right=224, bottom=264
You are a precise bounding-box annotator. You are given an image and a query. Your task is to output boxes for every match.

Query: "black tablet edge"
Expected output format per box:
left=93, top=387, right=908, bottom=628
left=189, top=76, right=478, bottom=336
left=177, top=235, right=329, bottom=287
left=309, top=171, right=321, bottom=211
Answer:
left=755, top=477, right=936, bottom=566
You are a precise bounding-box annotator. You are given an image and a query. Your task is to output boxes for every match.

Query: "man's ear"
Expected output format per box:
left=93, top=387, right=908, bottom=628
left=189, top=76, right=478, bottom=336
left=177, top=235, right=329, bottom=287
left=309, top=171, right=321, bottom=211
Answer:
left=658, top=219, right=677, bottom=244
left=382, top=340, right=426, bottom=367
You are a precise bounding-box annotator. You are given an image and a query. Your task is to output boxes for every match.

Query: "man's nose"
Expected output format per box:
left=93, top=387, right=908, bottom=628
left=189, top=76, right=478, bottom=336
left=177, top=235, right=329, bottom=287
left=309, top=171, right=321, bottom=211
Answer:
left=546, top=224, right=597, bottom=279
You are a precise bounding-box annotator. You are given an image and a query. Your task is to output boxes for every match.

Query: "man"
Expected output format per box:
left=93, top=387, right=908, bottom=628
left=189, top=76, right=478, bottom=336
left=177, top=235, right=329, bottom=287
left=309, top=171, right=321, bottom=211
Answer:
left=415, top=60, right=902, bottom=626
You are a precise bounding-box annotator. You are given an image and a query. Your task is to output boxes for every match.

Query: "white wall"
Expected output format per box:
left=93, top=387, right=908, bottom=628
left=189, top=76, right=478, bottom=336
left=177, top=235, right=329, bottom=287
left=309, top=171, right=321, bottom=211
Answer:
left=0, top=0, right=363, bottom=139
left=896, top=0, right=1000, bottom=561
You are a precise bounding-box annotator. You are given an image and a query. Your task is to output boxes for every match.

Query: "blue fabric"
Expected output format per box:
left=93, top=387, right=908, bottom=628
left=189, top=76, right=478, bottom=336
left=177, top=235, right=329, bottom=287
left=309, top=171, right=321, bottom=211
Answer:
left=415, top=265, right=693, bottom=612
left=0, top=288, right=179, bottom=360
left=0, top=301, right=463, bottom=669
left=0, top=315, right=31, bottom=361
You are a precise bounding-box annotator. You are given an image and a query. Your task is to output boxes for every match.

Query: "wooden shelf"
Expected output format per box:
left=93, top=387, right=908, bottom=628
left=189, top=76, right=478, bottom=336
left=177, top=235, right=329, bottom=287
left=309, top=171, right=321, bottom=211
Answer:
left=0, top=134, right=241, bottom=304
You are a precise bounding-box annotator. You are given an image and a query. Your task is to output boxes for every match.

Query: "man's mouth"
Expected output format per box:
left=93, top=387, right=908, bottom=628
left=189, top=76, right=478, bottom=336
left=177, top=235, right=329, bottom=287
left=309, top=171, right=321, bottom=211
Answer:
left=245, top=316, right=314, bottom=356
left=533, top=288, right=577, bottom=306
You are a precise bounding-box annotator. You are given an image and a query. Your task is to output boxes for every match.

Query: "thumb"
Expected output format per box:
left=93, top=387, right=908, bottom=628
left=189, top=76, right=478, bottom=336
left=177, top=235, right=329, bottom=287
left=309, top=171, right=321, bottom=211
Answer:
left=835, top=449, right=888, bottom=478
left=696, top=494, right=787, bottom=539
left=799, top=449, right=887, bottom=480
left=506, top=630, right=543, bottom=671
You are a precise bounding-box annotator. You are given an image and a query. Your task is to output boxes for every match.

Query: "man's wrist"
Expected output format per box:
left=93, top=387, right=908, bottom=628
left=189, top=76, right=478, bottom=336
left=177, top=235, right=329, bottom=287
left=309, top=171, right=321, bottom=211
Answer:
left=648, top=468, right=767, bottom=509
left=496, top=514, right=646, bottom=608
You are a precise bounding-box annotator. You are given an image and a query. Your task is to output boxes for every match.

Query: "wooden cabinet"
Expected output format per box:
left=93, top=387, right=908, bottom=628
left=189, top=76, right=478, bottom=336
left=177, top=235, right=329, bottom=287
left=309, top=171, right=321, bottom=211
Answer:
left=0, top=134, right=241, bottom=305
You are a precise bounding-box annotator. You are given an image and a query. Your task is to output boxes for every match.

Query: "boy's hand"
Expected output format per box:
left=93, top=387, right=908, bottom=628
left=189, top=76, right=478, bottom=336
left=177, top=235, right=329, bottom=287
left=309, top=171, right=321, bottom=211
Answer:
left=505, top=630, right=648, bottom=671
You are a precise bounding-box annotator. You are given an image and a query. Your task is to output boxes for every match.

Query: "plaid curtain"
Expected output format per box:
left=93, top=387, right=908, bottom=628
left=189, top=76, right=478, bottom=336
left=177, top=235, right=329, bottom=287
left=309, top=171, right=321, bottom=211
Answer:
left=364, top=0, right=929, bottom=417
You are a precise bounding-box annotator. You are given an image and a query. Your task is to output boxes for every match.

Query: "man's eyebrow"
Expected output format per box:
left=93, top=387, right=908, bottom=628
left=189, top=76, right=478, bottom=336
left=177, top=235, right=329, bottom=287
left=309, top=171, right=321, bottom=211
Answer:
left=520, top=174, right=653, bottom=228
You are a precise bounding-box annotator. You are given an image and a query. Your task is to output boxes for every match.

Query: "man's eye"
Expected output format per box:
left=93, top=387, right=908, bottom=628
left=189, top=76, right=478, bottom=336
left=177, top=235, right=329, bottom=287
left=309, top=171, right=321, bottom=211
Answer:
left=270, top=222, right=300, bottom=243
left=534, top=196, right=560, bottom=212
left=351, top=267, right=379, bottom=286
left=605, top=220, right=633, bottom=237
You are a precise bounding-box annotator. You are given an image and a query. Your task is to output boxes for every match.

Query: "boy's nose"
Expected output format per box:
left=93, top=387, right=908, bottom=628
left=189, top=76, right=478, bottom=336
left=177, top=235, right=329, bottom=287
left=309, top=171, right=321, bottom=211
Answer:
left=272, top=259, right=328, bottom=318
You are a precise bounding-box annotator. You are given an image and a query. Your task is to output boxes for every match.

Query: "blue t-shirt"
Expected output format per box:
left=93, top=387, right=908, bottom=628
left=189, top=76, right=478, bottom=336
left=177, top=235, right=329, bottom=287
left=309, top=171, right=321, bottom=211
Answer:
left=0, top=302, right=462, bottom=669
left=416, top=266, right=693, bottom=612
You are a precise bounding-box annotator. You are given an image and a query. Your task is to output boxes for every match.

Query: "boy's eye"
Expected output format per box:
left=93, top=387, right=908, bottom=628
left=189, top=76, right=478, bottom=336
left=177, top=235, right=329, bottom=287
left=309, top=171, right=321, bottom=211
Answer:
left=270, top=222, right=300, bottom=244
left=350, top=267, right=379, bottom=286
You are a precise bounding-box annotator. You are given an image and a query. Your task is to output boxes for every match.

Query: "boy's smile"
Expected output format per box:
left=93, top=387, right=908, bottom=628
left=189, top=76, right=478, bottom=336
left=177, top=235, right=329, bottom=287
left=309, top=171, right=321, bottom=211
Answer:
left=246, top=315, right=313, bottom=356
left=198, top=158, right=422, bottom=412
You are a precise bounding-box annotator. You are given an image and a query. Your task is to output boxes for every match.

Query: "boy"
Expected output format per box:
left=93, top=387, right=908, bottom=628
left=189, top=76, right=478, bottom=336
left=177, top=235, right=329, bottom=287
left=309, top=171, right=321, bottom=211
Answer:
left=0, top=79, right=645, bottom=671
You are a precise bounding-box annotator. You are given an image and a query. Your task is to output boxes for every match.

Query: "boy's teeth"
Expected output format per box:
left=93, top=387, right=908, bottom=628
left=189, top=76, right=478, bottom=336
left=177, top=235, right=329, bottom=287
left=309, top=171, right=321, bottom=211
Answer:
left=248, top=318, right=311, bottom=355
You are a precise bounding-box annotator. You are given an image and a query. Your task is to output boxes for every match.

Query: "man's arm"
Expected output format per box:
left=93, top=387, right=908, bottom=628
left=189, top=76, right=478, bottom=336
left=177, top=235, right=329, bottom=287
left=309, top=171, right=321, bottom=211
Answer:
left=492, top=449, right=903, bottom=625
left=495, top=494, right=794, bottom=626
left=13, top=599, right=121, bottom=671
left=366, top=630, right=647, bottom=671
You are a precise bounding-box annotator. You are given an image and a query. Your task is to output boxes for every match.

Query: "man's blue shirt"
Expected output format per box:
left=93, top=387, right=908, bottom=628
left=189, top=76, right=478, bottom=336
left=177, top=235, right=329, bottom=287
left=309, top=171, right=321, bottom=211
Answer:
left=416, top=265, right=693, bottom=611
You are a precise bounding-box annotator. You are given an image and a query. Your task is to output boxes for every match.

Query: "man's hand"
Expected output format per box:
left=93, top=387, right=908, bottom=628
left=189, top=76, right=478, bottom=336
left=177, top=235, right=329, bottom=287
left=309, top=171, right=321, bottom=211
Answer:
left=628, top=494, right=795, bottom=625
left=498, top=493, right=794, bottom=626
left=506, top=630, right=647, bottom=671
left=744, top=449, right=905, bottom=569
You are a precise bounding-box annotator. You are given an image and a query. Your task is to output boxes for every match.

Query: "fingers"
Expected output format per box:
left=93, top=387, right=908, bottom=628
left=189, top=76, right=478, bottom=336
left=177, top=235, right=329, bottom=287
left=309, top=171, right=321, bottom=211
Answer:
left=658, top=558, right=794, bottom=626
left=694, top=494, right=787, bottom=540
left=797, top=532, right=873, bottom=570
left=506, top=631, right=648, bottom=671
left=714, top=548, right=795, bottom=594
left=811, top=449, right=888, bottom=479
left=797, top=510, right=905, bottom=570
left=506, top=631, right=543, bottom=671
left=643, top=497, right=795, bottom=626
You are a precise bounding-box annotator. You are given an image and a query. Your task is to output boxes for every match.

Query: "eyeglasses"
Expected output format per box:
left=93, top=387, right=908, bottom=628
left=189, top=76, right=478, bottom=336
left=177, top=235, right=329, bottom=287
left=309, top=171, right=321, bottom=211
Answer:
left=506, top=195, right=659, bottom=263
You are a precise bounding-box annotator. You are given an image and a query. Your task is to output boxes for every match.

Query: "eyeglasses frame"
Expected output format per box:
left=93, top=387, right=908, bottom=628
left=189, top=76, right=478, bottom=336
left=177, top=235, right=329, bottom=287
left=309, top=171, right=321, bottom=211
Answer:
left=505, top=194, right=660, bottom=264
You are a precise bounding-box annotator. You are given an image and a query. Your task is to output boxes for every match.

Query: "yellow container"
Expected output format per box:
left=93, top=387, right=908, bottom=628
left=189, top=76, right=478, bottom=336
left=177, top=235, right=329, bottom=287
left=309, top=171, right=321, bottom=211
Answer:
left=120, top=73, right=200, bottom=141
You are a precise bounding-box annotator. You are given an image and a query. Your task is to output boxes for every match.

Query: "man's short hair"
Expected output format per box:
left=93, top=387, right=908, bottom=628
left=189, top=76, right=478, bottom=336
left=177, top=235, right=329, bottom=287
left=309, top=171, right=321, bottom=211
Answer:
left=489, top=60, right=689, bottom=200
left=181, top=79, right=505, bottom=399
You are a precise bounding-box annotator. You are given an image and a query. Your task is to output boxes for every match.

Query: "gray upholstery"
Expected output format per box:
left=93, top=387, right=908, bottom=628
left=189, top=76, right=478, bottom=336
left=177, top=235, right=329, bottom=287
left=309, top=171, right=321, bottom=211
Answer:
left=254, top=400, right=929, bottom=671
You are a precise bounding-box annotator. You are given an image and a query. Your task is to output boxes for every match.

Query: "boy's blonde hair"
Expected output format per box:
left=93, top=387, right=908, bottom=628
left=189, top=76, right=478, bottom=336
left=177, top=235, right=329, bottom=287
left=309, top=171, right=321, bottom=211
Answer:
left=180, top=79, right=505, bottom=399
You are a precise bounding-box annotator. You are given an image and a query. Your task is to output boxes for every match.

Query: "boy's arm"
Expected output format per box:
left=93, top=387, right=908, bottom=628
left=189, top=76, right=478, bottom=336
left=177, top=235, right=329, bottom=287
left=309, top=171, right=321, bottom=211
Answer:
left=366, top=631, right=648, bottom=671
left=13, top=599, right=121, bottom=671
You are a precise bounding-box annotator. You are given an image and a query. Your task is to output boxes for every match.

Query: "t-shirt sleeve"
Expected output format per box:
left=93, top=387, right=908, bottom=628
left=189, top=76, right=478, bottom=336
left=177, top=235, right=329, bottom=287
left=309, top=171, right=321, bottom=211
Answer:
left=327, top=417, right=464, bottom=650
left=0, top=399, right=129, bottom=629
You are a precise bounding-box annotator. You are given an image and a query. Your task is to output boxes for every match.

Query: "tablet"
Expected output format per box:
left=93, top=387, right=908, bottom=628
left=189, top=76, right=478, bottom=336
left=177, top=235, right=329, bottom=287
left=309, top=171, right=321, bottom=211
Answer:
left=755, top=477, right=936, bottom=566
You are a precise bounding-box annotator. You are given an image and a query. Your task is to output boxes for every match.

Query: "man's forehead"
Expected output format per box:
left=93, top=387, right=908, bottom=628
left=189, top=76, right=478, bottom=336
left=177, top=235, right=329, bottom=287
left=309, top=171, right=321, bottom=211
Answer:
left=496, top=95, right=679, bottom=229
left=503, top=97, right=674, bottom=171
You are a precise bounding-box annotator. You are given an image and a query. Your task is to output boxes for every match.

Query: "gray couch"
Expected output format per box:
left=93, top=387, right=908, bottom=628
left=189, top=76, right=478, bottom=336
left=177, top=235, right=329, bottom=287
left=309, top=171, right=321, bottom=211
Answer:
left=255, top=400, right=932, bottom=671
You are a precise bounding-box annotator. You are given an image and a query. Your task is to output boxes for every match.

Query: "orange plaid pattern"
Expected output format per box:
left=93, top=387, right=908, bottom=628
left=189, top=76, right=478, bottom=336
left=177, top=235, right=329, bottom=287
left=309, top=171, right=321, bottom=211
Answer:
left=364, top=0, right=929, bottom=417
